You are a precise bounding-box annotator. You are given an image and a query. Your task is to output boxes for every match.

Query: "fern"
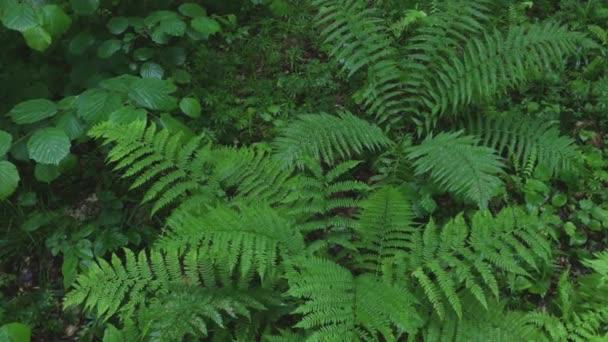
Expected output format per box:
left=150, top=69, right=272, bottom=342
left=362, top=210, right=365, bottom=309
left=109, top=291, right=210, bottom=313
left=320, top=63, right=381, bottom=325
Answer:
left=281, top=159, right=368, bottom=226
left=90, top=120, right=208, bottom=215
left=464, top=113, right=580, bottom=177
left=312, top=0, right=412, bottom=125
left=423, top=294, right=549, bottom=342
left=588, top=24, right=608, bottom=46
left=406, top=131, right=505, bottom=207
left=272, top=111, right=392, bottom=168
left=160, top=204, right=305, bottom=281
left=358, top=203, right=551, bottom=320
left=91, top=121, right=297, bottom=214
left=102, top=286, right=268, bottom=341
left=418, top=22, right=586, bottom=116
left=285, top=257, right=422, bottom=341
left=352, top=186, right=414, bottom=274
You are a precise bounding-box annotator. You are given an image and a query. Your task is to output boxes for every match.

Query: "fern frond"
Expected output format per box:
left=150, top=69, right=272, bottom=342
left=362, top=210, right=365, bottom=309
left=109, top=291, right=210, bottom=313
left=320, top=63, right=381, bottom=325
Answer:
left=159, top=204, right=305, bottom=280
left=64, top=238, right=288, bottom=321
left=272, top=111, right=392, bottom=168
left=90, top=121, right=209, bottom=215
left=353, top=186, right=414, bottom=273
left=312, top=0, right=413, bottom=125
left=133, top=285, right=267, bottom=341
left=418, top=22, right=585, bottom=116
left=285, top=257, right=422, bottom=341
left=375, top=207, right=551, bottom=320
left=422, top=294, right=550, bottom=342
left=406, top=131, right=505, bottom=207
left=464, top=113, right=580, bottom=176
left=281, top=159, right=369, bottom=236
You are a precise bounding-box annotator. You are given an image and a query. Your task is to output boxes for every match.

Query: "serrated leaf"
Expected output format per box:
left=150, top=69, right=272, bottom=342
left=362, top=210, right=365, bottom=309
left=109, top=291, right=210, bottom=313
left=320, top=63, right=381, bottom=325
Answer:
left=160, top=113, right=195, bottom=140
left=70, top=0, right=99, bottom=16
left=76, top=89, right=123, bottom=123
left=159, top=17, right=186, bottom=37
left=107, top=16, right=129, bottom=34
left=0, top=161, right=20, bottom=200
left=35, top=163, right=60, bottom=183
left=97, top=39, right=122, bottom=58
left=108, top=106, right=147, bottom=125
left=2, top=3, right=39, bottom=31
left=41, top=4, right=72, bottom=37
left=179, top=97, right=201, bottom=118
left=0, top=130, right=12, bottom=157
left=128, top=78, right=177, bottom=111
left=27, top=128, right=71, bottom=165
left=179, top=3, right=207, bottom=18
left=191, top=17, right=220, bottom=35
left=9, top=99, right=58, bottom=124
left=140, top=62, right=164, bottom=79
left=23, top=26, right=52, bottom=52
left=55, top=112, right=85, bottom=140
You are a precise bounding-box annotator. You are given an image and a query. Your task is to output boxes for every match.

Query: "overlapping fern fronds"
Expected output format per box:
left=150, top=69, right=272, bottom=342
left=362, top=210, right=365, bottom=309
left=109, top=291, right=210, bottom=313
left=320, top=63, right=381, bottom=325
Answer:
left=353, top=186, right=414, bottom=273
left=358, top=204, right=551, bottom=320
left=285, top=257, right=423, bottom=341
left=90, top=120, right=209, bottom=215
left=312, top=0, right=412, bottom=125
left=406, top=131, right=505, bottom=207
left=91, top=121, right=297, bottom=213
left=464, top=113, right=580, bottom=176
left=418, top=22, right=586, bottom=116
left=280, top=158, right=370, bottom=236
left=272, top=111, right=392, bottom=168
left=159, top=204, right=305, bottom=281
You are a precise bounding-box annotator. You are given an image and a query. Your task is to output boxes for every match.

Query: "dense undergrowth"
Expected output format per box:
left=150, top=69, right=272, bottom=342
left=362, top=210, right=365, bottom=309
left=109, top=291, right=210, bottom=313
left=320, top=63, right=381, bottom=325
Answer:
left=1, top=0, right=608, bottom=341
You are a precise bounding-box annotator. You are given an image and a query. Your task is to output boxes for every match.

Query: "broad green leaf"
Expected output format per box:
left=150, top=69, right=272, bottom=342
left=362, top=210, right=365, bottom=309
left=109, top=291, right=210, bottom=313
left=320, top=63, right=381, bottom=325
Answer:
left=133, top=47, right=155, bottom=61
left=191, top=17, right=220, bottom=35
left=99, top=75, right=140, bottom=93
left=27, top=128, right=71, bottom=165
left=179, top=97, right=201, bottom=118
left=71, top=0, right=100, bottom=16
left=140, top=62, right=164, bottom=79
left=55, top=112, right=85, bottom=140
left=35, top=163, right=60, bottom=183
left=23, top=26, right=52, bottom=52
left=9, top=99, right=58, bottom=124
left=178, top=3, right=207, bottom=17
left=0, top=161, right=19, bottom=200
left=41, top=5, right=72, bottom=37
left=159, top=17, right=186, bottom=37
left=2, top=3, right=39, bottom=31
left=97, top=39, right=122, bottom=58
left=107, top=16, right=129, bottom=34
left=77, top=89, right=123, bottom=123
left=0, top=130, right=12, bottom=157
left=108, top=106, right=147, bottom=125
left=128, top=78, right=178, bottom=111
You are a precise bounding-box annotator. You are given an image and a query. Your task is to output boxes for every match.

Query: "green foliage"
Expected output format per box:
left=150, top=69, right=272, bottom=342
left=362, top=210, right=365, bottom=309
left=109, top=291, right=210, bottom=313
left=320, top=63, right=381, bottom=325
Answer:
left=272, top=111, right=393, bottom=168
left=464, top=113, right=581, bottom=176
left=2, top=0, right=608, bottom=340
left=286, top=257, right=422, bottom=341
left=406, top=131, right=505, bottom=207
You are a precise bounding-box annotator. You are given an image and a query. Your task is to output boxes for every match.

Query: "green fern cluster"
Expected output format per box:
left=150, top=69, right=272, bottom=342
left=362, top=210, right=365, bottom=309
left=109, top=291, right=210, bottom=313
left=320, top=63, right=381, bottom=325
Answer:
left=464, top=113, right=580, bottom=176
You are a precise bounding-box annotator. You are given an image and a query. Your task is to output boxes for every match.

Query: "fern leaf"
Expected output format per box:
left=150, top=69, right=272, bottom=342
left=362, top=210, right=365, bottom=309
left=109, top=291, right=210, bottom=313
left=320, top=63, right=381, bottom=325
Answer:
left=406, top=131, right=505, bottom=207
left=272, top=111, right=392, bottom=168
